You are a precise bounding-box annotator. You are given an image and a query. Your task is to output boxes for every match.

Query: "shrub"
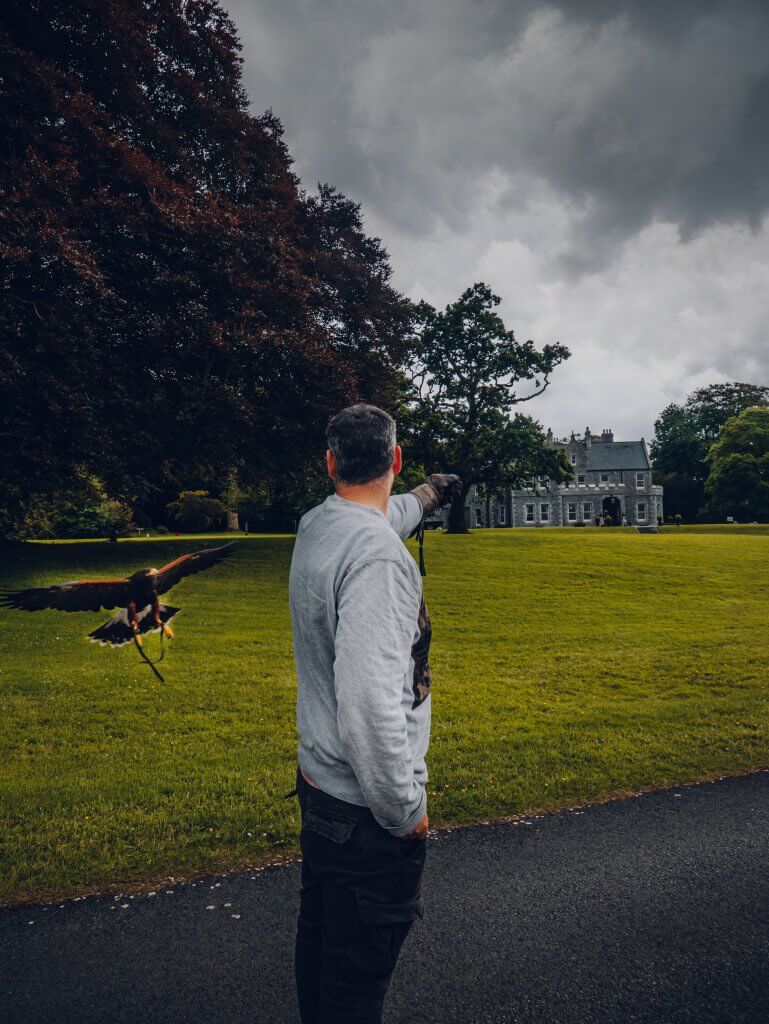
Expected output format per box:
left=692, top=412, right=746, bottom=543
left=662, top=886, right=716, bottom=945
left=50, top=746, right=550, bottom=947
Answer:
left=15, top=474, right=136, bottom=539
left=99, top=500, right=135, bottom=540
left=166, top=491, right=226, bottom=532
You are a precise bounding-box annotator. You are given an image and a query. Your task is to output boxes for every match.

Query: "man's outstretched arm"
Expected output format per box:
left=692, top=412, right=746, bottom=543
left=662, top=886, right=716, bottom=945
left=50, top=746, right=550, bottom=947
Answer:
left=333, top=557, right=426, bottom=837
left=387, top=475, right=463, bottom=540
left=386, top=492, right=424, bottom=540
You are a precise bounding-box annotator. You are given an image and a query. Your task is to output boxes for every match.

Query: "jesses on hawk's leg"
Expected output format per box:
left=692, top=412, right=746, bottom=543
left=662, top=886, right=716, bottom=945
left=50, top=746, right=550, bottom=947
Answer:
left=129, top=599, right=166, bottom=682
left=152, top=597, right=174, bottom=638
left=128, top=600, right=142, bottom=647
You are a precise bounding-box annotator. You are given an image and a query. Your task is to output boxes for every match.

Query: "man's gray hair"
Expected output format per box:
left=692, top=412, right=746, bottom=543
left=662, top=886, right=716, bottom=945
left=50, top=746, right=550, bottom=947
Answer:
left=326, top=403, right=396, bottom=485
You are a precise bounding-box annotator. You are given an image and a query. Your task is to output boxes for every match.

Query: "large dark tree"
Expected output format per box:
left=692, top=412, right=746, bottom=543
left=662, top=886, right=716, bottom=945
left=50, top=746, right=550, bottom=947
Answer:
left=651, top=382, right=769, bottom=521
left=0, top=0, right=410, bottom=537
left=401, top=283, right=571, bottom=533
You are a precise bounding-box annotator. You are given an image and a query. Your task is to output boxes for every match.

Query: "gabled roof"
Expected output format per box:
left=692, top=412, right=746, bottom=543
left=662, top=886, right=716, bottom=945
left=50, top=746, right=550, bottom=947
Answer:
left=586, top=441, right=650, bottom=471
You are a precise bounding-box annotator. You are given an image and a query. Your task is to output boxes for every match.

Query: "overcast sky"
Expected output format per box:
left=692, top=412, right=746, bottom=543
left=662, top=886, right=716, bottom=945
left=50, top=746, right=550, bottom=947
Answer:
left=225, top=0, right=769, bottom=440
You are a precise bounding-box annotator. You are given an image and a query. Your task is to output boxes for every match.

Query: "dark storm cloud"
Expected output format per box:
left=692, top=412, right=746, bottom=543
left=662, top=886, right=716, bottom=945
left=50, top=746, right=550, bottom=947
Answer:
left=227, top=0, right=769, bottom=268
left=222, top=1, right=769, bottom=439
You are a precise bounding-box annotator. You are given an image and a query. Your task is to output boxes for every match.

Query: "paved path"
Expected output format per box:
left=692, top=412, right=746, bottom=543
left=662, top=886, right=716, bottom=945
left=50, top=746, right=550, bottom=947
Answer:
left=3, top=771, right=769, bottom=1023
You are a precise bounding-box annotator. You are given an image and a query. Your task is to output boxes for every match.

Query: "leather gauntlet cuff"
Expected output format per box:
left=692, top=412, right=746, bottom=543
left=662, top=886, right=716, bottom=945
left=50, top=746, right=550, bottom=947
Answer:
left=410, top=481, right=442, bottom=518
left=409, top=474, right=462, bottom=518
left=408, top=474, right=461, bottom=576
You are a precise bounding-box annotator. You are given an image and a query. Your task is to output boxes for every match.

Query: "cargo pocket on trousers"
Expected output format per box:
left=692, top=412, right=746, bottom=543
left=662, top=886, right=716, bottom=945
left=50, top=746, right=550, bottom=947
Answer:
left=349, top=893, right=425, bottom=984
left=356, top=893, right=424, bottom=925
left=301, top=805, right=358, bottom=844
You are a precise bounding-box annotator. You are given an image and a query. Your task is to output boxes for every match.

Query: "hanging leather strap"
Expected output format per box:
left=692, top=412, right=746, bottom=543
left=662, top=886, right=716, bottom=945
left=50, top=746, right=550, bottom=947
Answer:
left=415, top=516, right=427, bottom=577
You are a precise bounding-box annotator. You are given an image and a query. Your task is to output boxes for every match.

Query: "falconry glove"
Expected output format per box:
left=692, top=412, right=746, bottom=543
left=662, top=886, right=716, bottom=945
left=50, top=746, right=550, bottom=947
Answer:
left=401, top=473, right=462, bottom=713
left=408, top=474, right=462, bottom=575
left=409, top=474, right=463, bottom=520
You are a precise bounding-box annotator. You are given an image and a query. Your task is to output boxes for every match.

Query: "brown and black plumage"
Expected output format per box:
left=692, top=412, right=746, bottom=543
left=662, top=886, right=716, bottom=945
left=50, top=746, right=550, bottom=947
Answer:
left=1, top=542, right=236, bottom=656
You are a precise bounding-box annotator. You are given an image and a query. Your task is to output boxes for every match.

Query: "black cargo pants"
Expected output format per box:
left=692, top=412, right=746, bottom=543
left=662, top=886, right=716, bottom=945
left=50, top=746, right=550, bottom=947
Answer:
left=293, top=765, right=427, bottom=1023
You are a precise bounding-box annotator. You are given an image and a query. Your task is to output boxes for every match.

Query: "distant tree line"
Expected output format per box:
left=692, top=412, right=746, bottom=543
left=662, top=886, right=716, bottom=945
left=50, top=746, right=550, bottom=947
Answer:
left=1, top=1, right=569, bottom=540
left=651, top=383, right=769, bottom=522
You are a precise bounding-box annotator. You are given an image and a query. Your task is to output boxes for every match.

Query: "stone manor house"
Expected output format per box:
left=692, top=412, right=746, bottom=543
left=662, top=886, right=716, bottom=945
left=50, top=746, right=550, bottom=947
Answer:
left=435, top=427, right=664, bottom=529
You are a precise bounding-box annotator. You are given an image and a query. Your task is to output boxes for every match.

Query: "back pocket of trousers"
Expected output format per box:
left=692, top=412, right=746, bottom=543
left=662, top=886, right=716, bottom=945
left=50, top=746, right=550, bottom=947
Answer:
left=301, top=805, right=358, bottom=844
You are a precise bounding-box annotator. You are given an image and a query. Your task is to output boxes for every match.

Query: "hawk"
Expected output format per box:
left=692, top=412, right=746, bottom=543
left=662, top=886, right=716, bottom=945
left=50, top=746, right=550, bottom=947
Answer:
left=1, top=542, right=236, bottom=679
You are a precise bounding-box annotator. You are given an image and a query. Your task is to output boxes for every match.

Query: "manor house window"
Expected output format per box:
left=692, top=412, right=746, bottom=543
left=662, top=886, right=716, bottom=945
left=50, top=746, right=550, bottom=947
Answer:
left=525, top=503, right=535, bottom=523
left=577, top=474, right=586, bottom=485
left=570, top=453, right=577, bottom=465
left=475, top=508, right=483, bottom=527
left=567, top=503, right=578, bottom=522
left=600, top=473, right=610, bottom=485
left=539, top=503, right=549, bottom=523
left=636, top=472, right=645, bottom=488
left=637, top=501, right=646, bottom=522
left=498, top=506, right=506, bottom=525
left=583, top=501, right=592, bottom=520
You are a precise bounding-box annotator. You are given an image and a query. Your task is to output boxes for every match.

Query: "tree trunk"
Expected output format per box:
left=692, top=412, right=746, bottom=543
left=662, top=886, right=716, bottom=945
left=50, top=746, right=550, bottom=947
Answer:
left=446, top=489, right=469, bottom=533
left=225, top=466, right=239, bottom=532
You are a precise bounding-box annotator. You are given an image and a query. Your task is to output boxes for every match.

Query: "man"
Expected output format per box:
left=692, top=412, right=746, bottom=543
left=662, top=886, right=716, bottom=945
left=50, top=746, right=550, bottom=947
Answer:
left=288, top=403, right=461, bottom=1023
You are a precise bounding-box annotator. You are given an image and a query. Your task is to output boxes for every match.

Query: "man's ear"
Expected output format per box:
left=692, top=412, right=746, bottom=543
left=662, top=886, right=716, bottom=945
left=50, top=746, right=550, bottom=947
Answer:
left=326, top=449, right=335, bottom=479
left=392, top=444, right=403, bottom=475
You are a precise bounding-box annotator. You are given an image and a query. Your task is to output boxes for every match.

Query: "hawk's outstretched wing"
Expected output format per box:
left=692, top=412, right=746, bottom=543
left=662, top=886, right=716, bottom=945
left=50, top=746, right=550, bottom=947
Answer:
left=155, top=542, right=236, bottom=596
left=0, top=579, right=131, bottom=613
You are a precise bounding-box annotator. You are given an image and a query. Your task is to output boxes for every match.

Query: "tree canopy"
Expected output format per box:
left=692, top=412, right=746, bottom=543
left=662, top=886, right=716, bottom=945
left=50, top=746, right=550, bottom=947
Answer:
left=705, top=407, right=769, bottom=520
left=651, top=382, right=769, bottom=520
left=401, top=283, right=571, bottom=532
left=0, top=0, right=410, bottom=537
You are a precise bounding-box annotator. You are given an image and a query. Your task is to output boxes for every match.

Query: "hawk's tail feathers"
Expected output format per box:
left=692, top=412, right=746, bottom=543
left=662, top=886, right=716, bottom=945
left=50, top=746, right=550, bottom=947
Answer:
left=88, top=604, right=180, bottom=647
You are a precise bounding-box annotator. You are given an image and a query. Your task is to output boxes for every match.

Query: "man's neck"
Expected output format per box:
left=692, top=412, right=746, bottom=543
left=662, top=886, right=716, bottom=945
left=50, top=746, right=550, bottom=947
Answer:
left=335, top=481, right=391, bottom=517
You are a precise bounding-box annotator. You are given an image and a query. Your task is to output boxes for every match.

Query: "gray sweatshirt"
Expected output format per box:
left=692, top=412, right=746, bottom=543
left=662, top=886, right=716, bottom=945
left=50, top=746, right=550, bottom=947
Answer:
left=288, top=491, right=429, bottom=836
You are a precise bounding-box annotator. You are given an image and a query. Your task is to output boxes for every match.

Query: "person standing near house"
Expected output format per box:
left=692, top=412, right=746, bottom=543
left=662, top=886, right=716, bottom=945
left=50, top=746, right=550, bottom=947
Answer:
left=288, top=403, right=461, bottom=1023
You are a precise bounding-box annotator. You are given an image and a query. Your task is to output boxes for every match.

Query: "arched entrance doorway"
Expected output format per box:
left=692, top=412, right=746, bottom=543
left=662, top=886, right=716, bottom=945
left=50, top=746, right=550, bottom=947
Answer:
left=602, top=494, right=621, bottom=526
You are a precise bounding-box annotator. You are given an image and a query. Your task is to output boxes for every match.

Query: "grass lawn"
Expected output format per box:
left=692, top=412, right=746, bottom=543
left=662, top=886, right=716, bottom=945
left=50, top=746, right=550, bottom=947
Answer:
left=659, top=523, right=769, bottom=534
left=2, top=527, right=768, bottom=905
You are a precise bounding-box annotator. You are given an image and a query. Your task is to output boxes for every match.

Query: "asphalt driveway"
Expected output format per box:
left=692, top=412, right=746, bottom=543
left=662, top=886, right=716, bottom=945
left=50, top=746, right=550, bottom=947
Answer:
left=3, top=770, right=769, bottom=1023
